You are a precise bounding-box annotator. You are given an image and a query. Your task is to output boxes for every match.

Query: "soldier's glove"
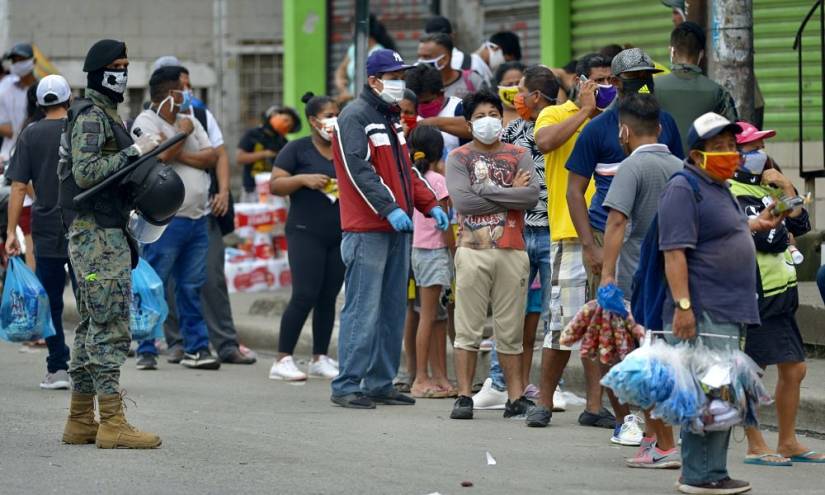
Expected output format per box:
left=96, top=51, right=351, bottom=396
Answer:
left=130, top=133, right=162, bottom=157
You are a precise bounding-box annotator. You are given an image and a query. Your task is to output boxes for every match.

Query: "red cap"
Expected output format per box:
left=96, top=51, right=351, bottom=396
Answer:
left=736, top=121, right=776, bottom=144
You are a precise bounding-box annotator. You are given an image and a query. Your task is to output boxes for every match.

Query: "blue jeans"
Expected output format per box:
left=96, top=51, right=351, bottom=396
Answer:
left=331, top=232, right=410, bottom=397
left=666, top=312, right=742, bottom=485
left=138, top=217, right=210, bottom=356
left=489, top=226, right=551, bottom=391
left=36, top=257, right=77, bottom=373
left=817, top=265, right=825, bottom=305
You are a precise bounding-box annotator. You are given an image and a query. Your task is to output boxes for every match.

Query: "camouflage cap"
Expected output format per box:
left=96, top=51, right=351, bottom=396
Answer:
left=611, top=48, right=663, bottom=76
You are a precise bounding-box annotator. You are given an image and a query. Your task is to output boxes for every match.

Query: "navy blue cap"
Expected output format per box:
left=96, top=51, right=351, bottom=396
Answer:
left=4, top=42, right=33, bottom=60
left=366, top=49, right=413, bottom=77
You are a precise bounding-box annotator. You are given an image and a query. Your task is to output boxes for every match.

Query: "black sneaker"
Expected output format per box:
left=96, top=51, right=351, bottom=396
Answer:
left=368, top=389, right=416, bottom=405
left=450, top=395, right=474, bottom=420
left=167, top=345, right=185, bottom=364
left=136, top=353, right=157, bottom=370
left=677, top=477, right=751, bottom=494
left=526, top=405, right=552, bottom=427
left=504, top=396, right=535, bottom=419
left=220, top=347, right=257, bottom=365
left=180, top=350, right=221, bottom=370
left=578, top=407, right=616, bottom=429
left=331, top=393, right=376, bottom=409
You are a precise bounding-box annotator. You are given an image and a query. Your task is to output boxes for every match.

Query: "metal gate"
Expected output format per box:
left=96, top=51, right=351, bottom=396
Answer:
left=481, top=0, right=541, bottom=65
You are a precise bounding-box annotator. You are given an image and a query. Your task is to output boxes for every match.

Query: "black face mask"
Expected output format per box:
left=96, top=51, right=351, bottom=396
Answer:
left=620, top=75, right=655, bottom=95
left=87, top=68, right=127, bottom=104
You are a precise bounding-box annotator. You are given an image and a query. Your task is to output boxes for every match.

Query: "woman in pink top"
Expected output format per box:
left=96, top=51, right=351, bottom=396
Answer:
left=409, top=126, right=455, bottom=398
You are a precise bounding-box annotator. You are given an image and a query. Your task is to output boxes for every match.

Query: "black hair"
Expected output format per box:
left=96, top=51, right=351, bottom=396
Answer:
left=149, top=66, right=183, bottom=101
left=369, top=14, right=397, bottom=52
left=461, top=89, right=504, bottom=121
left=576, top=53, right=612, bottom=77
left=419, top=32, right=453, bottom=53
left=489, top=31, right=522, bottom=60
left=599, top=44, right=624, bottom=60
left=671, top=21, right=706, bottom=57
left=523, top=65, right=559, bottom=103
left=300, top=91, right=336, bottom=120
left=403, top=88, right=418, bottom=105
left=409, top=125, right=444, bottom=174
left=23, top=83, right=45, bottom=127
left=404, top=63, right=443, bottom=97
left=563, top=59, right=578, bottom=74
left=493, top=61, right=526, bottom=87
left=424, top=16, right=452, bottom=35
left=618, top=93, right=660, bottom=136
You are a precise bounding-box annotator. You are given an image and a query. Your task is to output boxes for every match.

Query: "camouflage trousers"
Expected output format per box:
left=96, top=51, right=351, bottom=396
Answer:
left=67, top=214, right=132, bottom=395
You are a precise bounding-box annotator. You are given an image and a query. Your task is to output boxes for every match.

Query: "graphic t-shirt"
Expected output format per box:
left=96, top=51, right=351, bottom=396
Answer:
left=238, top=126, right=287, bottom=192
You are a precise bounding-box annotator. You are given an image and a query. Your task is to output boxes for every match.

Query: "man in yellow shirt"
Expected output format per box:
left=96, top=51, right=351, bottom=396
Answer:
left=525, top=54, right=610, bottom=428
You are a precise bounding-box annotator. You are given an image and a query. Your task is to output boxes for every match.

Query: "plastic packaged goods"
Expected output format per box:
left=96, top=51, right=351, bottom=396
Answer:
left=0, top=257, right=56, bottom=343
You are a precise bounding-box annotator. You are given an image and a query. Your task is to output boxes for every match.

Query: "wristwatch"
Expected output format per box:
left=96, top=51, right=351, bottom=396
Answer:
left=675, top=298, right=692, bottom=311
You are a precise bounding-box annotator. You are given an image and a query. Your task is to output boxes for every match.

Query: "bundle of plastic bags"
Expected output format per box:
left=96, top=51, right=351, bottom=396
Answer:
left=130, top=258, right=168, bottom=342
left=560, top=285, right=644, bottom=364
left=0, top=257, right=56, bottom=342
left=602, top=337, right=772, bottom=434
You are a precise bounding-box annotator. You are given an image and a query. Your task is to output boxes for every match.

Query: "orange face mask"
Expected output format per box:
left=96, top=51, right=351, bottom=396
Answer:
left=269, top=114, right=292, bottom=135
left=698, top=151, right=741, bottom=180
left=514, top=93, right=533, bottom=121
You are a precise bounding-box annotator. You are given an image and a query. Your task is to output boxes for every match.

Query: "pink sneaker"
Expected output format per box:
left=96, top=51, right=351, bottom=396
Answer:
left=523, top=384, right=540, bottom=400
left=626, top=444, right=681, bottom=469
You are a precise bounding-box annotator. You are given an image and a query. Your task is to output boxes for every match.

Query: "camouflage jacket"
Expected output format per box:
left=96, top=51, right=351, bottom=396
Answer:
left=70, top=88, right=139, bottom=189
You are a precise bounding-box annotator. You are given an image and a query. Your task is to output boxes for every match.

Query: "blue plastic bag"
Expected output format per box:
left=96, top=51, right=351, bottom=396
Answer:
left=0, top=257, right=56, bottom=342
left=130, top=258, right=168, bottom=342
left=597, top=283, right=628, bottom=318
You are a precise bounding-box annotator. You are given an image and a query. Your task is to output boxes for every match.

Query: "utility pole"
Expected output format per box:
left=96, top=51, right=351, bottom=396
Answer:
left=706, top=0, right=755, bottom=123
left=685, top=0, right=708, bottom=74
left=354, top=0, right=370, bottom=97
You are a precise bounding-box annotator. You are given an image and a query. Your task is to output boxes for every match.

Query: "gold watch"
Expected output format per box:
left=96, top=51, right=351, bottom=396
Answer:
left=675, top=298, right=692, bottom=311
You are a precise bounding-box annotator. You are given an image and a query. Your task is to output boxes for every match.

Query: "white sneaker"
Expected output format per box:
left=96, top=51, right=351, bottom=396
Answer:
left=322, top=355, right=339, bottom=369
left=268, top=356, right=307, bottom=381
left=611, top=414, right=644, bottom=446
left=309, top=357, right=339, bottom=379
left=40, top=370, right=70, bottom=390
left=552, top=386, right=567, bottom=412
left=472, top=378, right=507, bottom=410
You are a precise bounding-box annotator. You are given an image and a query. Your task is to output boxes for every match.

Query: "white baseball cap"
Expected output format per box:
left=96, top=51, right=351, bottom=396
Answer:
left=36, top=74, right=71, bottom=106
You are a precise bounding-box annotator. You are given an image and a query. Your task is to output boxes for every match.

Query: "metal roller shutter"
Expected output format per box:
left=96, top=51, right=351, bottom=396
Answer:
left=754, top=0, right=822, bottom=141
left=481, top=0, right=541, bottom=65
left=327, top=0, right=434, bottom=95
left=570, top=0, right=672, bottom=66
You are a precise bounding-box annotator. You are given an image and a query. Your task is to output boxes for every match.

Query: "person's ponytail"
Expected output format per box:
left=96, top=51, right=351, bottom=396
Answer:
left=408, top=125, right=444, bottom=175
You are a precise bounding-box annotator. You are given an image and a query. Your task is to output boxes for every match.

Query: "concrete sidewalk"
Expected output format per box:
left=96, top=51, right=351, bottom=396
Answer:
left=63, top=284, right=825, bottom=434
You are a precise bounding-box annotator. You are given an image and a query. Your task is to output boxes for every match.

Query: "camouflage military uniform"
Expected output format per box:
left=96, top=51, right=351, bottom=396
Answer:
left=67, top=88, right=140, bottom=395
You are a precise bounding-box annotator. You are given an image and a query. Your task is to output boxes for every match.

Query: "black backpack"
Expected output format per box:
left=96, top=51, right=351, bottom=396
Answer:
left=192, top=106, right=235, bottom=235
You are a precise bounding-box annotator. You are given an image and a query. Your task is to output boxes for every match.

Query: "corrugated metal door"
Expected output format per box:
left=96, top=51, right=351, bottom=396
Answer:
left=754, top=0, right=822, bottom=141
left=481, top=0, right=541, bottom=65
left=570, top=0, right=672, bottom=65
left=327, top=0, right=434, bottom=95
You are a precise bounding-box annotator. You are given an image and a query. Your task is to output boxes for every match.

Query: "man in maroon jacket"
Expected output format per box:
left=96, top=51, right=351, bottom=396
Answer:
left=330, top=49, right=450, bottom=409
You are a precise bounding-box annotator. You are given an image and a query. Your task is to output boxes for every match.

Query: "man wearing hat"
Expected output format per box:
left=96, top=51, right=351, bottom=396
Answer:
left=659, top=112, right=786, bottom=494
left=661, top=0, right=686, bottom=27
left=656, top=22, right=738, bottom=151
left=5, top=75, right=75, bottom=390
left=330, top=48, right=449, bottom=409
left=0, top=42, right=36, bottom=163
left=564, top=47, right=683, bottom=435
left=60, top=39, right=162, bottom=449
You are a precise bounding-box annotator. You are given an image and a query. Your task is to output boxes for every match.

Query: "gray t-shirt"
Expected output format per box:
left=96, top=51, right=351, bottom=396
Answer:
left=603, top=144, right=683, bottom=296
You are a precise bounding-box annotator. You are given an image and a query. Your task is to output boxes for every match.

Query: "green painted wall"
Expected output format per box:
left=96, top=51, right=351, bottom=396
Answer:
left=541, top=0, right=571, bottom=67
left=283, top=0, right=327, bottom=138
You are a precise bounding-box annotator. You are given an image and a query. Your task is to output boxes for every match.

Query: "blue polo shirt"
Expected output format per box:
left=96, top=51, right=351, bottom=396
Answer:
left=565, top=105, right=684, bottom=232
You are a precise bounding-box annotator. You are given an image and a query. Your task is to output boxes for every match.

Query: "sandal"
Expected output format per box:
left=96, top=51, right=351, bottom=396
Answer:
left=744, top=453, right=792, bottom=466
left=411, top=386, right=451, bottom=399
left=394, top=382, right=411, bottom=393
left=788, top=451, right=825, bottom=463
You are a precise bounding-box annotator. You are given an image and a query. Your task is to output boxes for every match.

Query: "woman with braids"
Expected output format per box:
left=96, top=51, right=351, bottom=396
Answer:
left=407, top=125, right=456, bottom=398
left=268, top=92, right=344, bottom=381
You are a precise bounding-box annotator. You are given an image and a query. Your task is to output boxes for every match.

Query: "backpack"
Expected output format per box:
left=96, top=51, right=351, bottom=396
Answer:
left=460, top=50, right=472, bottom=70
left=630, top=170, right=701, bottom=331
left=461, top=69, right=477, bottom=93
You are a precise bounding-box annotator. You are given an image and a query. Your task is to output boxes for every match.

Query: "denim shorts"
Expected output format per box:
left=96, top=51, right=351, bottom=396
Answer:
left=411, top=247, right=452, bottom=288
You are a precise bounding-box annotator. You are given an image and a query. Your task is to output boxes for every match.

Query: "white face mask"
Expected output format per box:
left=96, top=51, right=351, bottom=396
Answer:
left=486, top=42, right=505, bottom=71
left=418, top=54, right=447, bottom=71
left=317, top=117, right=337, bottom=141
left=471, top=116, right=503, bottom=145
left=156, top=94, right=178, bottom=115
left=378, top=79, right=405, bottom=104
left=102, top=70, right=128, bottom=94
left=10, top=59, right=34, bottom=77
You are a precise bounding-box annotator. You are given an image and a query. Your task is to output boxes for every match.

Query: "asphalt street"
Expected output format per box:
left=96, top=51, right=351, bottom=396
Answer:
left=2, top=341, right=824, bottom=495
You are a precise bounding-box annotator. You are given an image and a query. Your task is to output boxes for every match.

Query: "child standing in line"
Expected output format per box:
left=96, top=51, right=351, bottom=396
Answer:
left=409, top=126, right=456, bottom=398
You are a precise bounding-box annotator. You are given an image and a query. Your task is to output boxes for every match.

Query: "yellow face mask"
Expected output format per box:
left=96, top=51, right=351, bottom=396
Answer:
left=498, top=86, right=519, bottom=108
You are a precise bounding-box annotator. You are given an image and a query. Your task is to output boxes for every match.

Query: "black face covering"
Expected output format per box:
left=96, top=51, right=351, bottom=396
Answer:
left=87, top=68, right=127, bottom=104
left=620, top=75, right=655, bottom=95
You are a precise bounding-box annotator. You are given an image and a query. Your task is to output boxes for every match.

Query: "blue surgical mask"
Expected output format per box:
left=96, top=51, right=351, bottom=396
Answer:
left=179, top=90, right=193, bottom=112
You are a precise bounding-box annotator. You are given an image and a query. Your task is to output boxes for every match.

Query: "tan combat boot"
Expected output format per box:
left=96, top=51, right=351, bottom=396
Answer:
left=62, top=392, right=99, bottom=444
left=95, top=393, right=162, bottom=449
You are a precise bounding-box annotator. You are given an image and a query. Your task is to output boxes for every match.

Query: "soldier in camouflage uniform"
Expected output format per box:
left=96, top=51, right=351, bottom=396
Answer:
left=60, top=39, right=163, bottom=449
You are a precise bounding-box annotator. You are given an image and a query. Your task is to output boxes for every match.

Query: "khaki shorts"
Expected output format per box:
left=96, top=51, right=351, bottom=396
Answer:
left=585, top=229, right=604, bottom=302
left=454, top=247, right=529, bottom=355
left=543, top=239, right=588, bottom=351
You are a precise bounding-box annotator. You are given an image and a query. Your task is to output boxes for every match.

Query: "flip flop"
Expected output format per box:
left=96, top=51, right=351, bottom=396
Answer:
left=744, top=453, right=792, bottom=466
left=789, top=451, right=825, bottom=463
left=411, top=387, right=451, bottom=399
